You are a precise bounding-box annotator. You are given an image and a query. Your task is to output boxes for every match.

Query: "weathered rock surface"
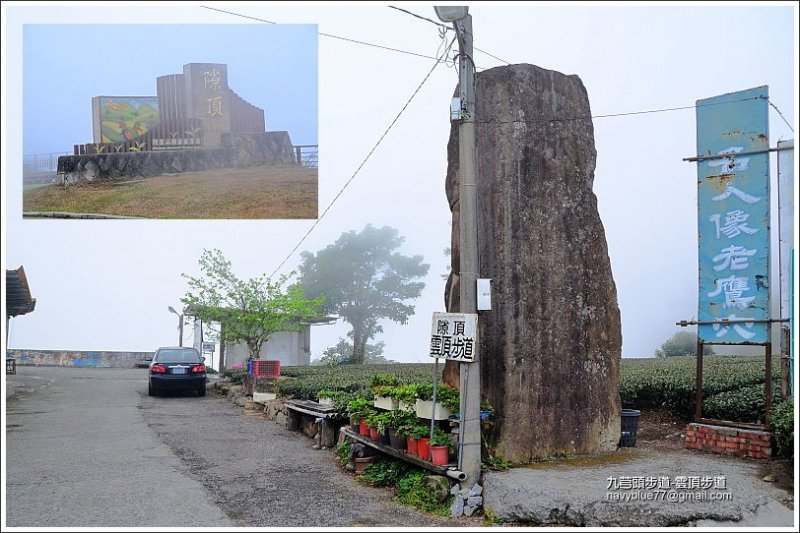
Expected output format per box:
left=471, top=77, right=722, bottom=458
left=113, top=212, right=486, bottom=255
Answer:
left=444, top=64, right=621, bottom=461
left=482, top=449, right=793, bottom=526
left=58, top=131, right=295, bottom=184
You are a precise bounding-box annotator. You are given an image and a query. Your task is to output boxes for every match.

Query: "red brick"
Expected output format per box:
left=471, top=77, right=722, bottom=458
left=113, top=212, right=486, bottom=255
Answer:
left=685, top=436, right=696, bottom=443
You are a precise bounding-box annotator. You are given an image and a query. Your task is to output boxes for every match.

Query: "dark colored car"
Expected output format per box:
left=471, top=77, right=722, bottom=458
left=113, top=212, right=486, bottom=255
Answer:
left=148, top=346, right=207, bottom=397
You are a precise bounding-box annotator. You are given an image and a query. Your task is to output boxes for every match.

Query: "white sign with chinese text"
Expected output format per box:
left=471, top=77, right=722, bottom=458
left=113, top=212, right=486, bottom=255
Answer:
left=429, top=312, right=478, bottom=362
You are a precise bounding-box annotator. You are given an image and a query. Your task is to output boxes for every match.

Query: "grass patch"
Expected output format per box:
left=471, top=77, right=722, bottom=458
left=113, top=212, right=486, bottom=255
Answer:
left=23, top=165, right=317, bottom=219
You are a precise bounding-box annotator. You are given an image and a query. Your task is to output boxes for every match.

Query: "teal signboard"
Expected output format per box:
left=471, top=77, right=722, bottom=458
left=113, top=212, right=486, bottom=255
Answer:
left=696, top=86, right=770, bottom=344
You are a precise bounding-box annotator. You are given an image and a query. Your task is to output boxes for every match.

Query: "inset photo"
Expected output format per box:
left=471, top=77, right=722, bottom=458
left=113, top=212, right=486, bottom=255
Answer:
left=22, top=24, right=318, bottom=219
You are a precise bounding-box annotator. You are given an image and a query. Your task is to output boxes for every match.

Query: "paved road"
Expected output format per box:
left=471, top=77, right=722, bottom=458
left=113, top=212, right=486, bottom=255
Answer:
left=4, top=367, right=466, bottom=528
left=5, top=367, right=231, bottom=527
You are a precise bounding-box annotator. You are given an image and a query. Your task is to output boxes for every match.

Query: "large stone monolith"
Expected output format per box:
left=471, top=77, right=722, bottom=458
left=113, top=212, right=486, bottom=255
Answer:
left=444, top=64, right=621, bottom=462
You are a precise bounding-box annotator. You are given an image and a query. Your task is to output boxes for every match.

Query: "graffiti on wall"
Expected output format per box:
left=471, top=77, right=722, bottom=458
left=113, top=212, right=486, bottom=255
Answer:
left=97, top=97, right=160, bottom=143
left=7, top=350, right=152, bottom=368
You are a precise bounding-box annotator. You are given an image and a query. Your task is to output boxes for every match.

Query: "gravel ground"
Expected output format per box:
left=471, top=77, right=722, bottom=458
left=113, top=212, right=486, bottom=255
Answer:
left=5, top=367, right=794, bottom=529
left=142, top=386, right=481, bottom=527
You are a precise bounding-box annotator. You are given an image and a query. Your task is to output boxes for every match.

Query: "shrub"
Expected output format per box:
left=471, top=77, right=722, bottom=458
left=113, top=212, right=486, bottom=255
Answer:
left=371, top=374, right=401, bottom=388
left=770, top=400, right=794, bottom=457
left=223, top=368, right=246, bottom=384
left=620, top=356, right=780, bottom=420
left=395, top=470, right=453, bottom=516
left=336, top=440, right=352, bottom=467
left=275, top=363, right=435, bottom=400
left=358, top=458, right=410, bottom=487
left=703, top=383, right=781, bottom=423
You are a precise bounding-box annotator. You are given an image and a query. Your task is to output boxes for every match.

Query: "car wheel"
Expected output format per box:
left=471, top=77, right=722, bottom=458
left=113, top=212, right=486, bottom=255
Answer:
left=198, top=386, right=206, bottom=397
left=148, top=383, right=155, bottom=397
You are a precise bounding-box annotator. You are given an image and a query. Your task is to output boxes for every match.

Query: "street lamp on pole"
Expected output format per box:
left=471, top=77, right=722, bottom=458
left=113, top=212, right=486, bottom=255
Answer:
left=435, top=5, right=481, bottom=487
left=168, top=306, right=184, bottom=347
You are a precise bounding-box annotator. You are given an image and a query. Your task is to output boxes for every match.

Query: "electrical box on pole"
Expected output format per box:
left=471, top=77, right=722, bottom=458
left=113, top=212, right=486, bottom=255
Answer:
left=477, top=279, right=491, bottom=311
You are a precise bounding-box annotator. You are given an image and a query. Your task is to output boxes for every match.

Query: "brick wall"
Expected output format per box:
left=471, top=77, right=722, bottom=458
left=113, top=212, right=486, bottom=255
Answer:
left=685, top=423, right=772, bottom=459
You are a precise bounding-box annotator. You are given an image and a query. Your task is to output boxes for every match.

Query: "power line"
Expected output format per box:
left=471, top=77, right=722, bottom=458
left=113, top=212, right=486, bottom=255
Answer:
left=201, top=5, right=440, bottom=61
left=768, top=98, right=795, bottom=133
left=269, top=37, right=457, bottom=278
left=473, top=96, right=772, bottom=125
left=474, top=47, right=511, bottom=66
left=388, top=5, right=448, bottom=30
left=388, top=5, right=511, bottom=66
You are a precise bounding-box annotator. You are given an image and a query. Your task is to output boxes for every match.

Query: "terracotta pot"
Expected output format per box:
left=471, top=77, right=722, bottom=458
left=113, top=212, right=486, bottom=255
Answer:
left=369, top=426, right=380, bottom=441
left=359, top=420, right=370, bottom=436
left=406, top=436, right=419, bottom=457
left=354, top=456, right=377, bottom=475
left=430, top=445, right=449, bottom=465
left=417, top=437, right=431, bottom=461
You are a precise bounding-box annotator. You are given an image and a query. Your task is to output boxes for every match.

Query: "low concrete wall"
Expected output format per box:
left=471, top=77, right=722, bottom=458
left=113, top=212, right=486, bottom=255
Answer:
left=58, top=131, right=296, bottom=184
left=6, top=349, right=151, bottom=368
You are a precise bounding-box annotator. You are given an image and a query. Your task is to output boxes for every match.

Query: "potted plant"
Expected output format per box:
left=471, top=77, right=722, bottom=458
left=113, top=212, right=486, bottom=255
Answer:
left=404, top=423, right=429, bottom=458
left=372, top=385, right=400, bottom=410
left=415, top=384, right=458, bottom=420
left=414, top=424, right=431, bottom=461
left=396, top=423, right=417, bottom=456
left=347, top=397, right=374, bottom=436
left=317, top=389, right=336, bottom=405
left=392, top=383, right=420, bottom=412
left=366, top=412, right=391, bottom=444
left=371, top=374, right=401, bottom=410
left=384, top=409, right=416, bottom=450
left=429, top=429, right=452, bottom=465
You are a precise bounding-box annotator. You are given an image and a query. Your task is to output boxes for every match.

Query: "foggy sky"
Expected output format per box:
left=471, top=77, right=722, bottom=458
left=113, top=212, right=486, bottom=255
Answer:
left=3, top=2, right=797, bottom=362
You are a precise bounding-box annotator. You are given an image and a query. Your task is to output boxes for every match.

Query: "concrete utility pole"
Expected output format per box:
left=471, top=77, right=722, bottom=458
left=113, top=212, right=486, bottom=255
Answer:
left=456, top=13, right=482, bottom=489
left=168, top=306, right=184, bottom=347
left=436, top=6, right=481, bottom=487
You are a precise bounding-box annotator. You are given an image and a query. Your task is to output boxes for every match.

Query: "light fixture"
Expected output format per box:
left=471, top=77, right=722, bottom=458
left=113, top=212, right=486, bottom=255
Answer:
left=434, top=6, right=468, bottom=23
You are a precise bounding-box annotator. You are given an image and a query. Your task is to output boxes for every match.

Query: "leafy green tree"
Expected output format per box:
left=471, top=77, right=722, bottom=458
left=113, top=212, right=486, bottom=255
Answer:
left=655, top=330, right=715, bottom=357
left=298, top=225, right=429, bottom=365
left=312, top=338, right=395, bottom=366
left=181, top=249, right=323, bottom=360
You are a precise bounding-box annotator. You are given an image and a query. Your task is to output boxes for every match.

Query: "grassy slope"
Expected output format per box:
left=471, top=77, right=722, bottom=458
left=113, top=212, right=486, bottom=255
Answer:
left=22, top=165, right=318, bottom=219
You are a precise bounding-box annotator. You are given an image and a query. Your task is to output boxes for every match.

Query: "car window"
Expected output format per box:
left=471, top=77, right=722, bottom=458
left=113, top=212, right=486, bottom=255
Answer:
left=154, top=348, right=201, bottom=363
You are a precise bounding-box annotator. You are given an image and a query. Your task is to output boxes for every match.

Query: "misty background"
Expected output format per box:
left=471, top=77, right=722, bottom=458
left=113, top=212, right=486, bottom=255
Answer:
left=3, top=3, right=797, bottom=362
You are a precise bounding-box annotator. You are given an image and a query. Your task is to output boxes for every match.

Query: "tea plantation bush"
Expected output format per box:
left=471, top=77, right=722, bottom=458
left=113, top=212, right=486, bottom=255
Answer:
left=270, top=356, right=779, bottom=424
left=276, top=363, right=435, bottom=400
left=769, top=400, right=794, bottom=457
left=620, top=355, right=780, bottom=422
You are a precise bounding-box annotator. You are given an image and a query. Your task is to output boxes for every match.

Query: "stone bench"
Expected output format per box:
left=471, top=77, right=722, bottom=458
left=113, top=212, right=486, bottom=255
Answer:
left=285, top=399, right=346, bottom=448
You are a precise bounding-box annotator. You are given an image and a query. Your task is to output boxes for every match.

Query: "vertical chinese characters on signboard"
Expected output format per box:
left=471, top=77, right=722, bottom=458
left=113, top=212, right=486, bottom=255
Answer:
left=430, top=312, right=477, bottom=361
left=696, top=87, right=770, bottom=344
left=204, top=68, right=223, bottom=117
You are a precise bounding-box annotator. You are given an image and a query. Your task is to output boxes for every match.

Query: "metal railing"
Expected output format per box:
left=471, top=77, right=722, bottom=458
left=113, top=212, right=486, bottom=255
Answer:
left=23, top=152, right=71, bottom=174
left=294, top=145, right=318, bottom=168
